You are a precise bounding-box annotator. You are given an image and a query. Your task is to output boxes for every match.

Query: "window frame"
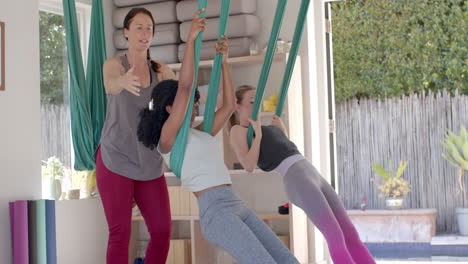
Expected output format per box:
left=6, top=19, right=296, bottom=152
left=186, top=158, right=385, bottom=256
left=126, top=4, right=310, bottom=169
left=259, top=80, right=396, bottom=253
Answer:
left=39, top=0, right=92, bottom=199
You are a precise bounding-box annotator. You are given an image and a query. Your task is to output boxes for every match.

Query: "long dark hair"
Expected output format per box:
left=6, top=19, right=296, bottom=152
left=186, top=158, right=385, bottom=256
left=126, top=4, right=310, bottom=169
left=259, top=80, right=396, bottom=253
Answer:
left=123, top=7, right=160, bottom=72
left=138, top=80, right=200, bottom=150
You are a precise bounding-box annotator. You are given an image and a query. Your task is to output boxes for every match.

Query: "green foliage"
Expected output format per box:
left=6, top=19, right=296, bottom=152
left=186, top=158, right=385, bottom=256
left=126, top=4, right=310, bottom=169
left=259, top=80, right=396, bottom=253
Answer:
left=331, top=0, right=467, bottom=102
left=441, top=125, right=468, bottom=170
left=372, top=161, right=411, bottom=197
left=42, top=156, right=65, bottom=180
left=40, top=11, right=67, bottom=105
left=372, top=161, right=409, bottom=180
left=441, top=125, right=468, bottom=195
left=372, top=163, right=391, bottom=180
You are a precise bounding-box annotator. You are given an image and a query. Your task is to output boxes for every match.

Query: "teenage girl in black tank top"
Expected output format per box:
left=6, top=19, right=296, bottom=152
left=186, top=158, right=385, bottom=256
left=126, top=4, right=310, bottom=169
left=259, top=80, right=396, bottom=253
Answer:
left=230, top=86, right=376, bottom=264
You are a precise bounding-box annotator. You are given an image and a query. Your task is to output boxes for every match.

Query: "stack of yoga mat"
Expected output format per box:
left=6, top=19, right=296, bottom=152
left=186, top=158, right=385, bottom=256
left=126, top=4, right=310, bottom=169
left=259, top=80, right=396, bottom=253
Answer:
left=112, top=0, right=261, bottom=63
left=176, top=0, right=260, bottom=61
left=9, top=200, right=57, bottom=264
left=113, top=0, right=181, bottom=63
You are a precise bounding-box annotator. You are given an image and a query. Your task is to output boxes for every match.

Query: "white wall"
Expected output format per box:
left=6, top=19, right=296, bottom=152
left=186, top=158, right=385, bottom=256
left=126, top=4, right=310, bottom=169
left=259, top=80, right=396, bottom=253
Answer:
left=0, top=2, right=110, bottom=263
left=56, top=199, right=108, bottom=264
left=0, top=1, right=42, bottom=263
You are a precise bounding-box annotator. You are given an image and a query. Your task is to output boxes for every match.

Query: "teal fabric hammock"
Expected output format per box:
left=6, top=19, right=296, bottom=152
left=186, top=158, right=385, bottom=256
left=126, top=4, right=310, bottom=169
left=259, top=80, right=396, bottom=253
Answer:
left=170, top=0, right=231, bottom=178
left=86, top=0, right=108, bottom=156
left=275, top=0, right=310, bottom=117
left=247, top=0, right=310, bottom=146
left=202, top=0, right=231, bottom=133
left=63, top=0, right=107, bottom=171
left=246, top=0, right=287, bottom=146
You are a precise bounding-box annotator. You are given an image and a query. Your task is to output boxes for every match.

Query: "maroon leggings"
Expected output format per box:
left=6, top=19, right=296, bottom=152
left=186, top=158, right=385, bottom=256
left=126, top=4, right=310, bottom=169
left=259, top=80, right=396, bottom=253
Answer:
left=96, top=147, right=171, bottom=264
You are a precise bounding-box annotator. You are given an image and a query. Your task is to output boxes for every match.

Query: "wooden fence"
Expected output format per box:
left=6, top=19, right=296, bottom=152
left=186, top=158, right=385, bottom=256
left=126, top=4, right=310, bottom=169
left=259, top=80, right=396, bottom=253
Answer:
left=336, top=91, right=468, bottom=233
left=41, top=104, right=71, bottom=168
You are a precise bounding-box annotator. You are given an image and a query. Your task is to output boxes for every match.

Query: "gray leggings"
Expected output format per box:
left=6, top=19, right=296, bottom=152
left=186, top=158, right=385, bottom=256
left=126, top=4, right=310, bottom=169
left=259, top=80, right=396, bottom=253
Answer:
left=198, top=186, right=299, bottom=264
left=283, top=159, right=375, bottom=264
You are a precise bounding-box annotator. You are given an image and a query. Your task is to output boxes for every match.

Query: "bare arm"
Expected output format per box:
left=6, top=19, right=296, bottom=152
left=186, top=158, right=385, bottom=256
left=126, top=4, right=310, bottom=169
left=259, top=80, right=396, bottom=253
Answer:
left=271, top=115, right=288, bottom=136
left=103, top=57, right=141, bottom=96
left=209, top=36, right=235, bottom=135
left=229, top=119, right=263, bottom=173
left=159, top=9, right=205, bottom=153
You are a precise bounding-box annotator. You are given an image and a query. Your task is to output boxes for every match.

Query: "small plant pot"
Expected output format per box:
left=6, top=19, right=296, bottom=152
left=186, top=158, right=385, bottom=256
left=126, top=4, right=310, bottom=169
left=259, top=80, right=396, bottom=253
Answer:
left=385, top=197, right=403, bottom=210
left=456, top=208, right=468, bottom=236
left=42, top=178, right=62, bottom=200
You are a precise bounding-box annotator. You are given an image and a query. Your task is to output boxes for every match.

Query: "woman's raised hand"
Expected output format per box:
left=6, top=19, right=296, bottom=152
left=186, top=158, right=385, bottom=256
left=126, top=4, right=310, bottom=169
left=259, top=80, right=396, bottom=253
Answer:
left=216, top=35, right=229, bottom=63
left=248, top=118, right=262, bottom=139
left=188, top=9, right=206, bottom=42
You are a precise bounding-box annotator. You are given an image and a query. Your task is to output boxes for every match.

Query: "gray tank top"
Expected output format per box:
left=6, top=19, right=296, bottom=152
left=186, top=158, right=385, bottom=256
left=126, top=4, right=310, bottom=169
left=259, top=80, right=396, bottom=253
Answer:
left=99, top=55, right=163, bottom=181
left=257, top=125, right=300, bottom=171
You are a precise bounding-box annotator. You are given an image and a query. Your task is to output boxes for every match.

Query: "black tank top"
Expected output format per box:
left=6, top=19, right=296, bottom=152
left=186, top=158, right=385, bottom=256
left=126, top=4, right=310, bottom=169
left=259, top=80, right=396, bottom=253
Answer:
left=257, top=126, right=300, bottom=171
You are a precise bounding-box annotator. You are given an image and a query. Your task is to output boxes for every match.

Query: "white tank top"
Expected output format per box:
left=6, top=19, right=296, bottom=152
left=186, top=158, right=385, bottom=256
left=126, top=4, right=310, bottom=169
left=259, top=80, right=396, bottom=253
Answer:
left=159, top=129, right=232, bottom=192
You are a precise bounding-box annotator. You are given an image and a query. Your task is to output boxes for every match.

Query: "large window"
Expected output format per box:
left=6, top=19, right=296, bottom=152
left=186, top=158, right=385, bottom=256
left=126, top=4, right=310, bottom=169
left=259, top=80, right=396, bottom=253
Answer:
left=39, top=0, right=92, bottom=200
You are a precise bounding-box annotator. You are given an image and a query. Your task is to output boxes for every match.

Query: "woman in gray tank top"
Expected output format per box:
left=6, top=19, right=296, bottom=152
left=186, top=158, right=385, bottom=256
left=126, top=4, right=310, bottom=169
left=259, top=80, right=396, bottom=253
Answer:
left=230, top=86, right=376, bottom=264
left=95, top=7, right=190, bottom=264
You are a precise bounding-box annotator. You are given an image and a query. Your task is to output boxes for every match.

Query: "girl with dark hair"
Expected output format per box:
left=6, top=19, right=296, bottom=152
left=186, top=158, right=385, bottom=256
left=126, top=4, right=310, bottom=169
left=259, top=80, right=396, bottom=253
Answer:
left=229, top=86, right=376, bottom=264
left=137, top=37, right=299, bottom=264
left=96, top=8, right=205, bottom=264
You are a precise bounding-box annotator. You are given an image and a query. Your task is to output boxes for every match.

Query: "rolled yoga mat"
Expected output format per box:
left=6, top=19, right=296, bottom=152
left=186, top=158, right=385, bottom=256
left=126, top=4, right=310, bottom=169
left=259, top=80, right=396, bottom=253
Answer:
left=28, top=201, right=38, bottom=264
left=13, top=201, right=29, bottom=264
left=9, top=202, right=15, bottom=261
left=176, top=0, right=256, bottom=22
left=46, top=200, right=57, bottom=264
left=35, top=200, right=47, bottom=264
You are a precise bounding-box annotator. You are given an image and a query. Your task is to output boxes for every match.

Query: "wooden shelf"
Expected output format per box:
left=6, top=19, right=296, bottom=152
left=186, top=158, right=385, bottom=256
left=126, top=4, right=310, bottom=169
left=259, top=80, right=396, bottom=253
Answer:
left=228, top=168, right=265, bottom=174
left=163, top=168, right=270, bottom=178
left=167, top=53, right=290, bottom=71
left=132, top=214, right=288, bottom=222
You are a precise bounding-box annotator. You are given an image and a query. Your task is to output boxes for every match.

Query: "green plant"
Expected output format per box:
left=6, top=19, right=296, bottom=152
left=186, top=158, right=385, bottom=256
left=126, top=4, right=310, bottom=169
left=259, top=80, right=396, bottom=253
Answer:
left=331, top=0, right=467, bottom=102
left=441, top=125, right=468, bottom=195
left=372, top=161, right=411, bottom=198
left=42, top=156, right=64, bottom=180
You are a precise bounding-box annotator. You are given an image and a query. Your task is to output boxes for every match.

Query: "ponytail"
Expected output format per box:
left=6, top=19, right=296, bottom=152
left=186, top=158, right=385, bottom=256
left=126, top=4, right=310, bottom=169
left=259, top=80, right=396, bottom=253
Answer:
left=147, top=49, right=161, bottom=73
left=137, top=107, right=167, bottom=150
left=229, top=112, right=239, bottom=130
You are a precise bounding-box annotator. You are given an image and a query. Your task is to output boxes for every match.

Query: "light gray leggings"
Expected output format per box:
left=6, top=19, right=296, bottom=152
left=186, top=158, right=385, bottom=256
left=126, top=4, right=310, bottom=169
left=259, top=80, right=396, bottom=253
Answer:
left=198, top=186, right=299, bottom=264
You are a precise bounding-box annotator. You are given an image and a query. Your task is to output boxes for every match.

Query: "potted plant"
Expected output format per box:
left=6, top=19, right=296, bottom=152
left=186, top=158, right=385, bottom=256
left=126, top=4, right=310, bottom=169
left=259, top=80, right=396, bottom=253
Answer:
left=441, top=125, right=468, bottom=235
left=372, top=161, right=411, bottom=210
left=41, top=156, right=63, bottom=200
